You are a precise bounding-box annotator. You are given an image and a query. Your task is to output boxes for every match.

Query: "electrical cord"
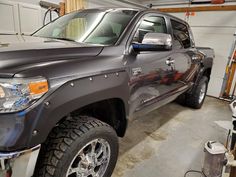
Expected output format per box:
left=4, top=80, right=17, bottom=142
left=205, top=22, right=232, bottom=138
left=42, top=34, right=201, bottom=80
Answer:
left=184, top=170, right=207, bottom=177
left=43, top=8, right=59, bottom=25
left=43, top=9, right=51, bottom=25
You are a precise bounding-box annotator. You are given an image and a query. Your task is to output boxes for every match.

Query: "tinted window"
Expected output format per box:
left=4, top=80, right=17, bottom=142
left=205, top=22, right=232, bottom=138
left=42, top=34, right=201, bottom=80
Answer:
left=171, top=20, right=191, bottom=49
left=133, top=16, right=167, bottom=43
left=34, top=10, right=138, bottom=45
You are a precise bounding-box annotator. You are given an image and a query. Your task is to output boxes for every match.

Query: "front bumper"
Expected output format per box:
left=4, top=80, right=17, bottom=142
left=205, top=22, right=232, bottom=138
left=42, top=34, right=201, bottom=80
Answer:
left=0, top=145, right=40, bottom=177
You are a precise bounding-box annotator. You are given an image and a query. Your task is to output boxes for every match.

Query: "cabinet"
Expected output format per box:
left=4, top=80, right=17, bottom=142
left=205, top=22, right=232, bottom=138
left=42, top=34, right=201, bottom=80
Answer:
left=0, top=0, right=42, bottom=35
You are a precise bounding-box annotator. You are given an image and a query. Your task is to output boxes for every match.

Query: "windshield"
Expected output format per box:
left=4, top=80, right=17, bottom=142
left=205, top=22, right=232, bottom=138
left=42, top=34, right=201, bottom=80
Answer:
left=33, top=9, right=138, bottom=45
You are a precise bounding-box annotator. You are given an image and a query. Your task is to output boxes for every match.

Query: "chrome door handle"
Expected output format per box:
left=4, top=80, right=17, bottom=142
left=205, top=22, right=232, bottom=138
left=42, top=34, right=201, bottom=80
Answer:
left=166, top=58, right=175, bottom=66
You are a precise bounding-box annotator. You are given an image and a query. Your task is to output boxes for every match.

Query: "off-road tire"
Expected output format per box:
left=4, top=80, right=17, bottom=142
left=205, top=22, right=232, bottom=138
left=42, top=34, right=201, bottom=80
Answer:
left=34, top=116, right=118, bottom=177
left=185, top=76, right=209, bottom=109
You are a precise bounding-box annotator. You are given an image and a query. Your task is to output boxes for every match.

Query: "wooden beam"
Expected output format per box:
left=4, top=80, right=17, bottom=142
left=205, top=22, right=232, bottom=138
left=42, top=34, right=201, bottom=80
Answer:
left=158, top=5, right=236, bottom=13
left=59, top=2, right=65, bottom=16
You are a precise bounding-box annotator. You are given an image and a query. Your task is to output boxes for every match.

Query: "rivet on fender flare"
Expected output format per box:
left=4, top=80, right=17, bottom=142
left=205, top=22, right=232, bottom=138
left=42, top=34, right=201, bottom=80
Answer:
left=70, top=82, right=74, bottom=87
left=104, top=75, right=108, bottom=78
left=33, top=130, right=38, bottom=136
left=45, top=101, right=50, bottom=106
left=89, top=77, right=93, bottom=81
left=116, top=73, right=119, bottom=76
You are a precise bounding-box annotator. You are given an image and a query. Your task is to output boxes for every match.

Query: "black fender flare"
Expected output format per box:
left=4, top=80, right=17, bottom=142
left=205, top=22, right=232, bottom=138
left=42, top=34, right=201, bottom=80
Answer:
left=27, top=71, right=130, bottom=147
left=188, top=57, right=213, bottom=94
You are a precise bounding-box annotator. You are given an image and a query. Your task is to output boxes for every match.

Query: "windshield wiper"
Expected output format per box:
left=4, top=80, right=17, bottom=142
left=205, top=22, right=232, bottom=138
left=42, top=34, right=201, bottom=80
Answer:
left=53, top=37, right=77, bottom=42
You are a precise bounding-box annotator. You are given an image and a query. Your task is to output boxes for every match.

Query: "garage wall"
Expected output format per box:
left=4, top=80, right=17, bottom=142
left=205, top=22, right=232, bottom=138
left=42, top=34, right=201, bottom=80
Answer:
left=10, top=0, right=137, bottom=9
left=0, top=0, right=139, bottom=35
left=0, top=0, right=138, bottom=40
left=0, top=0, right=63, bottom=35
left=168, top=11, right=236, bottom=97
left=9, top=0, right=61, bottom=5
left=12, top=0, right=61, bottom=24
left=9, top=0, right=61, bottom=22
left=0, top=0, right=43, bottom=35
left=0, top=0, right=137, bottom=34
left=9, top=0, right=136, bottom=8
left=87, top=0, right=137, bottom=8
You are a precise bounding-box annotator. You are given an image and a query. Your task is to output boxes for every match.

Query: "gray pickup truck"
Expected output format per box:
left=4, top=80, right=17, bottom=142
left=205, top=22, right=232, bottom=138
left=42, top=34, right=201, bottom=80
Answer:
left=0, top=8, right=214, bottom=177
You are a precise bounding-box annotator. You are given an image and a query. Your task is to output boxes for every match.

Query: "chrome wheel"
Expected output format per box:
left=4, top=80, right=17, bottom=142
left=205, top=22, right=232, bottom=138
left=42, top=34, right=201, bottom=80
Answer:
left=66, top=138, right=111, bottom=177
left=198, top=82, right=206, bottom=104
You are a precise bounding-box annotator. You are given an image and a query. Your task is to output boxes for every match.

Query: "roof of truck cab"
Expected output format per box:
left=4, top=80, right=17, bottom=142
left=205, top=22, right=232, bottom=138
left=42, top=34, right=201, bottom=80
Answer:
left=71, top=7, right=188, bottom=26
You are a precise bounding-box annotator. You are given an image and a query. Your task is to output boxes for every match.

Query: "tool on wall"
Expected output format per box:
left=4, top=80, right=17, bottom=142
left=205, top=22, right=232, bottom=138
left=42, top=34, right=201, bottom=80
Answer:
left=220, top=31, right=236, bottom=99
left=39, top=1, right=60, bottom=25
left=184, top=1, right=196, bottom=23
left=184, top=0, right=192, bottom=22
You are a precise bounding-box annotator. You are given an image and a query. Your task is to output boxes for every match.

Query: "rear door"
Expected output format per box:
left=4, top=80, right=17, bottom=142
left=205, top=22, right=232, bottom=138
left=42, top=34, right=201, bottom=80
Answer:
left=169, top=19, right=200, bottom=89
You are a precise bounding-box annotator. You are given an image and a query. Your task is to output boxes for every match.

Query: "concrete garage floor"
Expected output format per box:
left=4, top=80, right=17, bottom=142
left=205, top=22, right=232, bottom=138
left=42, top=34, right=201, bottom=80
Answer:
left=112, top=97, right=232, bottom=177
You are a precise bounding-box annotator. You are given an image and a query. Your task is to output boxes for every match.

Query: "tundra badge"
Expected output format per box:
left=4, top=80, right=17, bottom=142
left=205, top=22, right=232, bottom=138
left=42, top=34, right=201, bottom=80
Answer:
left=132, top=67, right=142, bottom=76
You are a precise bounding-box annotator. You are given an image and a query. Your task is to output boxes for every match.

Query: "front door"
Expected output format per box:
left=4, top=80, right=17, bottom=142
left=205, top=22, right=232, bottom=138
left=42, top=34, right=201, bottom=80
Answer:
left=127, top=15, right=182, bottom=117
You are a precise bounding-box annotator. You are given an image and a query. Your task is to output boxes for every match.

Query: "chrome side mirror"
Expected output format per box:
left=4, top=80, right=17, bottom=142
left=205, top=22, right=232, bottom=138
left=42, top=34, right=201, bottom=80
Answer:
left=132, top=33, right=172, bottom=52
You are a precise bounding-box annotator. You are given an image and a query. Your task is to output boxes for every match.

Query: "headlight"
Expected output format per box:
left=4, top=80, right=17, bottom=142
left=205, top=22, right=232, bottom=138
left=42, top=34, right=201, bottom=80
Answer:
left=0, top=77, right=48, bottom=113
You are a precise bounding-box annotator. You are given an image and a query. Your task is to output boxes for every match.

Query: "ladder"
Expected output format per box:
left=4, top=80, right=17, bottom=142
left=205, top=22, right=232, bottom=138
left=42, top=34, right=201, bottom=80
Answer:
left=220, top=31, right=236, bottom=99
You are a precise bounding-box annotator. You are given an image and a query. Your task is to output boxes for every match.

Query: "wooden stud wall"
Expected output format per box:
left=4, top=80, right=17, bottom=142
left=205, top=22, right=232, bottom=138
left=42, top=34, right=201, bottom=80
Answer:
left=59, top=2, right=65, bottom=16
left=65, top=0, right=85, bottom=13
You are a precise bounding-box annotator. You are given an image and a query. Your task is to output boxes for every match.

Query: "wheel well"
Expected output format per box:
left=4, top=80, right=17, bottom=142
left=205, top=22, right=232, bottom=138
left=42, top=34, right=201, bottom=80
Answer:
left=203, top=68, right=212, bottom=80
left=69, top=98, right=127, bottom=137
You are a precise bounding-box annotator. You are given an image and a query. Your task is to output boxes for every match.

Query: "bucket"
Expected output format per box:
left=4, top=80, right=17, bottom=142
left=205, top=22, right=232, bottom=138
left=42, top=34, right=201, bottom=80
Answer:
left=203, top=141, right=226, bottom=177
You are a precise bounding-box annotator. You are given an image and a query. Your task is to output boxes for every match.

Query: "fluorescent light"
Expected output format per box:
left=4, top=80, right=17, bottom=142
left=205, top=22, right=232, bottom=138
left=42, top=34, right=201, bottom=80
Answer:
left=142, top=20, right=154, bottom=26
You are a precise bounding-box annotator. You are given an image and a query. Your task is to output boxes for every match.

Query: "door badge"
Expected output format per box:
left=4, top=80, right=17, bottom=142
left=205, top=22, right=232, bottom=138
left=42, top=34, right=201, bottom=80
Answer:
left=132, top=67, right=142, bottom=76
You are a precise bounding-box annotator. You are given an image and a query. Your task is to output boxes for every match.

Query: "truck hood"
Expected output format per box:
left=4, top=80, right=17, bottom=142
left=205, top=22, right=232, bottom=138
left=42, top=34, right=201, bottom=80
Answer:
left=0, top=35, right=104, bottom=77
